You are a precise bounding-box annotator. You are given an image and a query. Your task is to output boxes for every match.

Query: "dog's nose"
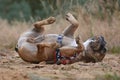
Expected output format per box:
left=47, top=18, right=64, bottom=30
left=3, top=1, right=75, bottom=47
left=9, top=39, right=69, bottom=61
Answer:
left=99, top=36, right=107, bottom=45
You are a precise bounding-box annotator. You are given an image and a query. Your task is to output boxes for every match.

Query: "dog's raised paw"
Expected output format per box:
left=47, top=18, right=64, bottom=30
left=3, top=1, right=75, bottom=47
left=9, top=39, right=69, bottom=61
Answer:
left=65, top=13, right=75, bottom=21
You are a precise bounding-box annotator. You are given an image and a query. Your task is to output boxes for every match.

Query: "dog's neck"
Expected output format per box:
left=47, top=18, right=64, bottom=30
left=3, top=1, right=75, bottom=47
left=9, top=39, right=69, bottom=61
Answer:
left=70, top=39, right=78, bottom=47
left=83, top=39, right=93, bottom=50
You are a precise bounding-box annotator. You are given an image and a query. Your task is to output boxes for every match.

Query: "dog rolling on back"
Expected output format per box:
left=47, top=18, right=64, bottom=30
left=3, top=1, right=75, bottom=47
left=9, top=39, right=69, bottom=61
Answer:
left=15, top=13, right=84, bottom=64
left=15, top=13, right=106, bottom=64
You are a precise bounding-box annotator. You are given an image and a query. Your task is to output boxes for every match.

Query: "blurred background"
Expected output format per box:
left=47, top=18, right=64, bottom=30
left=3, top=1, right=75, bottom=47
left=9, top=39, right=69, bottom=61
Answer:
left=0, top=0, right=120, bottom=54
left=1, top=0, right=120, bottom=22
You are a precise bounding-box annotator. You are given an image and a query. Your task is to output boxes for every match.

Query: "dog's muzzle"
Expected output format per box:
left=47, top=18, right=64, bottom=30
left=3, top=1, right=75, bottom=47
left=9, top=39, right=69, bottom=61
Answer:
left=99, top=36, right=107, bottom=53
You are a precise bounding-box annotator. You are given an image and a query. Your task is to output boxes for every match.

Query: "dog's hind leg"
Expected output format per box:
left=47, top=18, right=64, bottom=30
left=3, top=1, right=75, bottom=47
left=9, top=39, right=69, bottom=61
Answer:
left=62, top=13, right=79, bottom=38
left=36, top=43, right=48, bottom=61
left=36, top=42, right=60, bottom=61
left=27, top=17, right=56, bottom=43
left=34, top=17, right=56, bottom=29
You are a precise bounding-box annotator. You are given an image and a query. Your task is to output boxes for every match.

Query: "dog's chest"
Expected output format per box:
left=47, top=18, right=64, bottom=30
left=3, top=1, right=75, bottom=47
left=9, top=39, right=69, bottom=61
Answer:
left=63, top=38, right=78, bottom=47
left=44, top=34, right=78, bottom=47
left=69, top=39, right=78, bottom=47
left=83, top=39, right=92, bottom=50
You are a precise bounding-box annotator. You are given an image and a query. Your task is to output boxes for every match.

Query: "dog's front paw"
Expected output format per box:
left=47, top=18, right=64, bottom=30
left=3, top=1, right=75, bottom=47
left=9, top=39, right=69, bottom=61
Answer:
left=65, top=13, right=75, bottom=21
left=65, top=13, right=79, bottom=26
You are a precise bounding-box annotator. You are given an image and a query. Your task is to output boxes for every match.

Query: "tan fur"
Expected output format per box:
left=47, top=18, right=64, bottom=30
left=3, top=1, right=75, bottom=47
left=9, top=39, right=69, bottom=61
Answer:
left=16, top=13, right=84, bottom=63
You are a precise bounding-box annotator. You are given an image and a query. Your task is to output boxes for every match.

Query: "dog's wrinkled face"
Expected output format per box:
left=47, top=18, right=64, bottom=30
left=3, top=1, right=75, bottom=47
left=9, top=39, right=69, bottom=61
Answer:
left=90, top=36, right=107, bottom=54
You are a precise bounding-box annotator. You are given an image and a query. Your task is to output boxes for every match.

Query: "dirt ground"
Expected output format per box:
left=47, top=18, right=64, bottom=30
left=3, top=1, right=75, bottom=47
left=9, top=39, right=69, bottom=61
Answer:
left=0, top=50, right=120, bottom=80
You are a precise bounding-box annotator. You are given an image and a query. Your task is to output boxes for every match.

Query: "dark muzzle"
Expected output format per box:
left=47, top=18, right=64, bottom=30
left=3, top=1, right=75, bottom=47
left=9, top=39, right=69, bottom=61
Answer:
left=99, top=36, right=107, bottom=53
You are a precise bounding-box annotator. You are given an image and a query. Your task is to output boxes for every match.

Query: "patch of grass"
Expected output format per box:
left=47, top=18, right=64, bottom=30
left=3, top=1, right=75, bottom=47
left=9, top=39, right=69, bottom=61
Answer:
left=95, top=73, right=120, bottom=80
left=0, top=19, right=30, bottom=51
left=110, top=46, right=120, bottom=54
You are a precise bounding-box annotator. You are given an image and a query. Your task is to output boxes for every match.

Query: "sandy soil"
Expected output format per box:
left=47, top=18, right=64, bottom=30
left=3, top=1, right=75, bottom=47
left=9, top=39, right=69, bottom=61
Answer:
left=0, top=50, right=120, bottom=80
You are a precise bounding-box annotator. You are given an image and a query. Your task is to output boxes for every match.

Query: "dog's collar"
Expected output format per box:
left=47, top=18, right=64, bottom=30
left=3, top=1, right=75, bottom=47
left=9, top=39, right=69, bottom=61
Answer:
left=57, top=34, right=63, bottom=47
left=55, top=34, right=82, bottom=65
left=53, top=35, right=64, bottom=65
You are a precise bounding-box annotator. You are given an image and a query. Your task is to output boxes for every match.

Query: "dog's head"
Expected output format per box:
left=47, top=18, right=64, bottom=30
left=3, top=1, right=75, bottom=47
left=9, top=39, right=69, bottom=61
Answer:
left=81, top=36, right=107, bottom=63
left=90, top=36, right=107, bottom=54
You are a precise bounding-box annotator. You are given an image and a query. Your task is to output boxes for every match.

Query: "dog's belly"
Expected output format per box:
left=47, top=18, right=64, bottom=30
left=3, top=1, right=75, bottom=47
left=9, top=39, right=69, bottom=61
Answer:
left=69, top=39, right=78, bottom=47
left=43, top=34, right=77, bottom=47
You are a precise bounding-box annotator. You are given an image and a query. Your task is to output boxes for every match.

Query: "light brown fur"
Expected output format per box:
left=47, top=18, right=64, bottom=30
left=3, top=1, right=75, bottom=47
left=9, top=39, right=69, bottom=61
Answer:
left=16, top=13, right=84, bottom=63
